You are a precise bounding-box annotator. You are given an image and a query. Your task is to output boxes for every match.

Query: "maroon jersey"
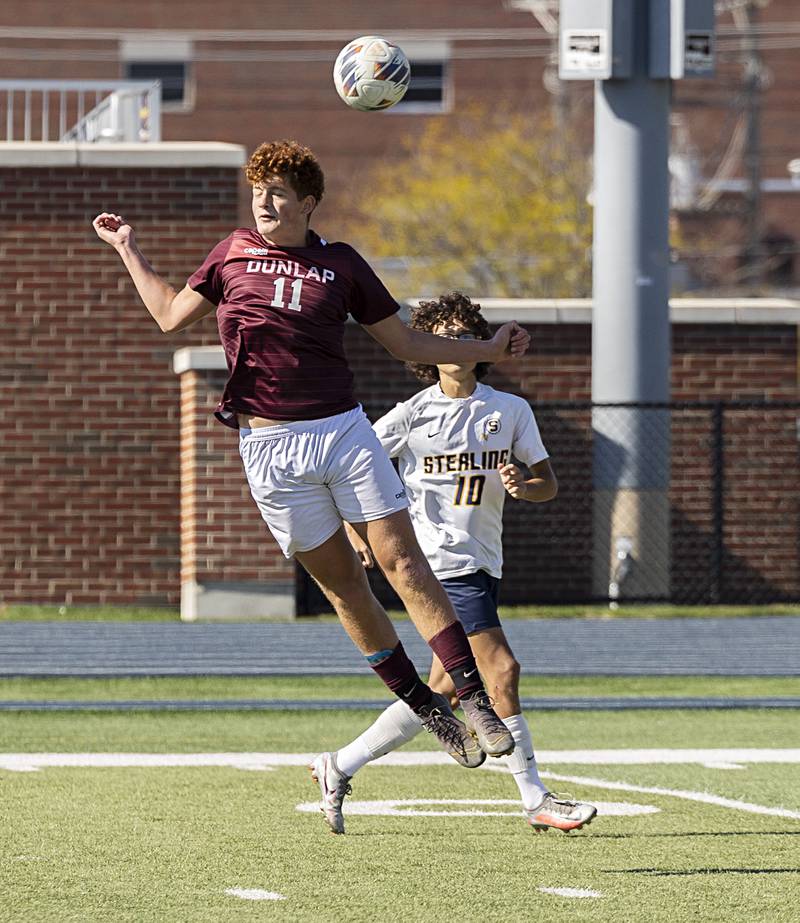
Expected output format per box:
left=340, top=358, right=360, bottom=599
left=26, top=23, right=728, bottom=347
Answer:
left=187, top=229, right=399, bottom=427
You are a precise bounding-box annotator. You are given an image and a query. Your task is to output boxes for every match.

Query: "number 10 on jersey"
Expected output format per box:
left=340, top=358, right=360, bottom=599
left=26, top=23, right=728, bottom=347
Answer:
left=453, top=474, right=485, bottom=506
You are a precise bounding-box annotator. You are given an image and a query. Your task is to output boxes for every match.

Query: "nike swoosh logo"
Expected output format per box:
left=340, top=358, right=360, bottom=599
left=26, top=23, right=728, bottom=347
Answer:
left=402, top=684, right=418, bottom=699
left=427, top=432, right=440, bottom=438
left=464, top=668, right=477, bottom=678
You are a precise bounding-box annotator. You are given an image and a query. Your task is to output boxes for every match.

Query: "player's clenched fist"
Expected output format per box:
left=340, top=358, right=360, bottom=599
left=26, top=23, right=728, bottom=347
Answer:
left=489, top=321, right=531, bottom=361
left=498, top=463, right=529, bottom=500
left=92, top=213, right=135, bottom=250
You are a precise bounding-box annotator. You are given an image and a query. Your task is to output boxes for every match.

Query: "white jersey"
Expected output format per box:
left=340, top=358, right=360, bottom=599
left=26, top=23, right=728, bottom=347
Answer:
left=373, top=382, right=548, bottom=580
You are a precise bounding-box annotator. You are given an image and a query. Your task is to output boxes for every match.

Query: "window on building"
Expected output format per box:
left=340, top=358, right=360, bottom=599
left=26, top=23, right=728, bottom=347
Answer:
left=120, top=37, right=194, bottom=111
left=124, top=61, right=189, bottom=107
left=395, top=61, right=448, bottom=111
left=391, top=42, right=451, bottom=114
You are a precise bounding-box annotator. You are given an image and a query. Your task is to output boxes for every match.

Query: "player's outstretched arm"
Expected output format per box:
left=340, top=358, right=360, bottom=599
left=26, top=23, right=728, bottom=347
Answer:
left=364, top=313, right=530, bottom=364
left=92, top=213, right=215, bottom=333
left=499, top=460, right=558, bottom=502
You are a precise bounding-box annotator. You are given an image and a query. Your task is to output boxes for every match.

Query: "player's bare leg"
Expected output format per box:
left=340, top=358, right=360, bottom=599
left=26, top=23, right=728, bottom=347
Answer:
left=296, top=529, right=484, bottom=773
left=353, top=511, right=512, bottom=756
left=469, top=627, right=596, bottom=832
left=355, top=511, right=457, bottom=641
left=295, top=528, right=397, bottom=653
left=467, top=627, right=522, bottom=719
left=427, top=654, right=458, bottom=702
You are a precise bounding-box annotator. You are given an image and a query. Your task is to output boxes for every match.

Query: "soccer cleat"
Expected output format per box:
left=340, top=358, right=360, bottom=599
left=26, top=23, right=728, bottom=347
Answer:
left=525, top=793, right=597, bottom=833
left=309, top=751, right=352, bottom=835
left=460, top=692, right=515, bottom=757
left=417, top=692, right=486, bottom=769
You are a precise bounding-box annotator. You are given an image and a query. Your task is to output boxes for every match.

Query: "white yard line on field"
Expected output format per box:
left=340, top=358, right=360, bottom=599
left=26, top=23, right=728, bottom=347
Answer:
left=295, top=799, right=660, bottom=818
left=537, top=770, right=800, bottom=820
left=538, top=887, right=603, bottom=899
left=2, top=750, right=798, bottom=819
left=225, top=888, right=284, bottom=901
left=1, top=748, right=799, bottom=773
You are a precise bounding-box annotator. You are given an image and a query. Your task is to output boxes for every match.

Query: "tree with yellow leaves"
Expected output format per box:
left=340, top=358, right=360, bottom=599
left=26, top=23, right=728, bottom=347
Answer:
left=340, top=109, right=593, bottom=299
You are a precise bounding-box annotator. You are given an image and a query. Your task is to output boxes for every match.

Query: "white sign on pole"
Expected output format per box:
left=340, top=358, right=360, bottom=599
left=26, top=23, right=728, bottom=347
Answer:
left=561, top=30, right=609, bottom=75
left=683, top=32, right=714, bottom=75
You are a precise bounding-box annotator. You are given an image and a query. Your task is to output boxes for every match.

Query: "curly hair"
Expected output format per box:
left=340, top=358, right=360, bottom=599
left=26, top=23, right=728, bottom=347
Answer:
left=245, top=140, right=325, bottom=205
left=406, top=292, right=493, bottom=385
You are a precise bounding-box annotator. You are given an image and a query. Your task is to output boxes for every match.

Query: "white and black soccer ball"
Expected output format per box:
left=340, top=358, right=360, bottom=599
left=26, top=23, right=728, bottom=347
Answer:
left=333, top=36, right=410, bottom=112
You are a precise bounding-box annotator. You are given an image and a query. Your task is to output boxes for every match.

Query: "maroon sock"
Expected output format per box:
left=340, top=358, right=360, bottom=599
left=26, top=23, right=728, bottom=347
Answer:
left=428, top=621, right=484, bottom=699
left=368, top=642, right=433, bottom=713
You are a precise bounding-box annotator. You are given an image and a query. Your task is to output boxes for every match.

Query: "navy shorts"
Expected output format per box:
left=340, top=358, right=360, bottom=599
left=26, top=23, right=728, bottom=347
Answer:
left=440, top=570, right=501, bottom=636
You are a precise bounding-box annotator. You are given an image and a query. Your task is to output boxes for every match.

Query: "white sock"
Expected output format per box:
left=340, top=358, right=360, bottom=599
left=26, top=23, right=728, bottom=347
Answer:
left=335, top=700, right=423, bottom=777
left=499, top=713, right=549, bottom=811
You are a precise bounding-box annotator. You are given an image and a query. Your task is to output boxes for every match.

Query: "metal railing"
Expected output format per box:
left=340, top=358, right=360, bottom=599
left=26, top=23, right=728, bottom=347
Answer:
left=0, top=79, right=161, bottom=142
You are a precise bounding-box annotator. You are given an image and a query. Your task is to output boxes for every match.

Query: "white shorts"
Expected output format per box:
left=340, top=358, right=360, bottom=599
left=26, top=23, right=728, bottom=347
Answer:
left=238, top=405, right=409, bottom=558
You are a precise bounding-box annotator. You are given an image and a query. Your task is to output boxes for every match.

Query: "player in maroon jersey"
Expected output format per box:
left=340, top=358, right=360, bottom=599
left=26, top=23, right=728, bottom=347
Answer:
left=92, top=139, right=530, bottom=782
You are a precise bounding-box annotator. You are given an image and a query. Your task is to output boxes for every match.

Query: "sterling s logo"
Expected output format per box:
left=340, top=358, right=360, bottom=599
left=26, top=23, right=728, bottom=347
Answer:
left=475, top=414, right=503, bottom=442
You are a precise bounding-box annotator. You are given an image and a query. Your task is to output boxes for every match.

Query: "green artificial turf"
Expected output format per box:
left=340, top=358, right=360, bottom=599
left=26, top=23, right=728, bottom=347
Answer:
left=4, top=603, right=799, bottom=621
left=1, top=706, right=798, bottom=923
left=0, top=674, right=798, bottom=703
left=1, top=706, right=797, bottom=753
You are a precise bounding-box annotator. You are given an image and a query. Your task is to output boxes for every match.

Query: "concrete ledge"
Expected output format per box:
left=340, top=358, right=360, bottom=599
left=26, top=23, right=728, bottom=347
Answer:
left=406, top=297, right=800, bottom=325
left=0, top=141, right=246, bottom=168
left=181, top=580, right=295, bottom=621
left=171, top=298, right=800, bottom=377
left=670, top=303, right=736, bottom=323
left=173, top=345, right=228, bottom=374
left=172, top=296, right=800, bottom=375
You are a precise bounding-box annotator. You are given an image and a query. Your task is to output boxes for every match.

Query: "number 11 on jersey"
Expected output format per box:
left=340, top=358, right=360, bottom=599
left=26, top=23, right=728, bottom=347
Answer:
left=271, top=277, right=303, bottom=311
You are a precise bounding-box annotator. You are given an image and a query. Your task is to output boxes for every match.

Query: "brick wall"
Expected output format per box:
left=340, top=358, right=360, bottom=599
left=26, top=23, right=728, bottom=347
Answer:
left=1, top=153, right=798, bottom=609
left=178, top=365, right=294, bottom=618
left=182, top=317, right=794, bottom=613
left=340, top=322, right=800, bottom=607
left=0, top=155, right=238, bottom=606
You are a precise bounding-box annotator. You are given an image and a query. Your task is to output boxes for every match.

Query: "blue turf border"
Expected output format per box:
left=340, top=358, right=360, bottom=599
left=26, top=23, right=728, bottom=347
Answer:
left=1, top=617, right=799, bottom=677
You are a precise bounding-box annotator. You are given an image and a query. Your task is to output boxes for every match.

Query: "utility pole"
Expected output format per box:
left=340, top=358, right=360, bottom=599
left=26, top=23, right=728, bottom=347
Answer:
left=559, top=0, right=715, bottom=604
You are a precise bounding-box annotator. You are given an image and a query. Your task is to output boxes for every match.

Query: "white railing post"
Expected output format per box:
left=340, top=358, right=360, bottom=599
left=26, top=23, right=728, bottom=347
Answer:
left=6, top=89, right=13, bottom=141
left=23, top=89, right=31, bottom=141
left=147, top=83, right=161, bottom=142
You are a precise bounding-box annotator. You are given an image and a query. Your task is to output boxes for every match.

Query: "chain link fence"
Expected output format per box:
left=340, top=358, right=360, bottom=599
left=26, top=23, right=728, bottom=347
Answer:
left=297, top=402, right=800, bottom=611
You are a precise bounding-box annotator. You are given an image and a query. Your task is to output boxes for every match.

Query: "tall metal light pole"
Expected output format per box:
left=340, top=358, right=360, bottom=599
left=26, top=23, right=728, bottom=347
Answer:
left=559, top=0, right=715, bottom=602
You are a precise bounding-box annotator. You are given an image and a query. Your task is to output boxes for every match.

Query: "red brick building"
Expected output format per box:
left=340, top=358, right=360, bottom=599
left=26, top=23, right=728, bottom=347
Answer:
left=1, top=3, right=799, bottom=613
left=0, top=147, right=797, bottom=613
left=1, top=1, right=799, bottom=283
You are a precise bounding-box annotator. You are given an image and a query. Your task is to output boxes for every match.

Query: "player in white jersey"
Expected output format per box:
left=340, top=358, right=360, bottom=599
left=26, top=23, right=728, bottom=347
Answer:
left=311, top=293, right=597, bottom=835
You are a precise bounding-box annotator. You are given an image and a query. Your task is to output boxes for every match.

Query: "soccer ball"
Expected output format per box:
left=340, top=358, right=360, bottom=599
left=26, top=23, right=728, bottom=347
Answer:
left=333, top=36, right=411, bottom=112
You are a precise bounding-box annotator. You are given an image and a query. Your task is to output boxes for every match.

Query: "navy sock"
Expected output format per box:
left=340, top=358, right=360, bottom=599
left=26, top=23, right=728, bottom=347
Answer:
left=427, top=621, right=484, bottom=699
left=368, top=642, right=433, bottom=713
